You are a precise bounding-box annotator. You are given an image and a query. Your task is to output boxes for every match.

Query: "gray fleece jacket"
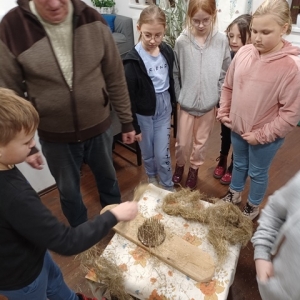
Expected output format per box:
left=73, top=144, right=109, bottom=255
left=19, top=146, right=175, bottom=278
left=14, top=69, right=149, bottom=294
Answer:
left=251, top=171, right=300, bottom=300
left=173, top=29, right=231, bottom=116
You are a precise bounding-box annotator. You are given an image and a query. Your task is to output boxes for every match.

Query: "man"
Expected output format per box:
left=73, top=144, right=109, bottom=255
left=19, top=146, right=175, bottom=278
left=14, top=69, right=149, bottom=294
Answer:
left=0, top=0, right=135, bottom=227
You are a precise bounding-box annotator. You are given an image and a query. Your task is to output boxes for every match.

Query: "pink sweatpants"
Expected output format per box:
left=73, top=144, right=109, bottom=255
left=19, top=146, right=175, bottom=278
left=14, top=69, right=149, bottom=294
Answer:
left=175, top=107, right=216, bottom=169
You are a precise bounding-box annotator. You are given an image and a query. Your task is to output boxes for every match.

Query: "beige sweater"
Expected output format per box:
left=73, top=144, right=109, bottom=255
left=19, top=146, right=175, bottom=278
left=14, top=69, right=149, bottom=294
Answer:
left=0, top=0, right=133, bottom=143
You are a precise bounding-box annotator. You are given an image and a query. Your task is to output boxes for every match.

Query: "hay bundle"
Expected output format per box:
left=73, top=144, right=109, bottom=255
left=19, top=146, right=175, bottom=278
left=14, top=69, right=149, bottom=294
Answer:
left=162, top=189, right=253, bottom=263
left=79, top=246, right=134, bottom=300
left=138, top=217, right=166, bottom=247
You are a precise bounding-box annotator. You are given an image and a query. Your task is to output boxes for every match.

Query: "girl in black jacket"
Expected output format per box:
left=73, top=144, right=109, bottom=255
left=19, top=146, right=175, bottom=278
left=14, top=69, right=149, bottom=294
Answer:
left=124, top=5, right=176, bottom=191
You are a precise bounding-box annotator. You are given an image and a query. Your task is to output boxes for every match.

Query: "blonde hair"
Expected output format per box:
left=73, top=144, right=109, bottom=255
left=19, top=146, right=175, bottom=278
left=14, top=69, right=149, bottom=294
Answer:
left=186, top=0, right=217, bottom=34
left=137, top=5, right=166, bottom=41
left=253, top=0, right=292, bottom=35
left=0, top=88, right=39, bottom=145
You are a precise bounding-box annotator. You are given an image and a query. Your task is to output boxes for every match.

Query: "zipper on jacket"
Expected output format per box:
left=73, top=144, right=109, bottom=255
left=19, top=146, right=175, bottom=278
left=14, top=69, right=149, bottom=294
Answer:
left=25, top=9, right=81, bottom=142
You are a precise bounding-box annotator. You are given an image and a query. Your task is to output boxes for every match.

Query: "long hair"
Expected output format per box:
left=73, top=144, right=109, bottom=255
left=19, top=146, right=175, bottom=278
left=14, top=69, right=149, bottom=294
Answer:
left=137, top=5, right=166, bottom=41
left=253, top=0, right=292, bottom=35
left=226, top=14, right=252, bottom=46
left=186, top=0, right=217, bottom=36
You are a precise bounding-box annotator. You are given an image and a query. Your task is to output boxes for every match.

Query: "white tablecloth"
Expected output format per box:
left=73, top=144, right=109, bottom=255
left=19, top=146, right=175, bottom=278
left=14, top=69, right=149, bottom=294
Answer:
left=87, top=184, right=241, bottom=300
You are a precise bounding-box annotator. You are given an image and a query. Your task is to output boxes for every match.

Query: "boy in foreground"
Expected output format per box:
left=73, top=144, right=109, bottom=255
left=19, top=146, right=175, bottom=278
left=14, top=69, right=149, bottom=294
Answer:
left=0, top=88, right=138, bottom=299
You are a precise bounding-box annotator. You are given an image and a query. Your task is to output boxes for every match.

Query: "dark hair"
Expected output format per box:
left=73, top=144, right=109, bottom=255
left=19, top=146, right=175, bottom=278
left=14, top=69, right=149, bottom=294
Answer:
left=226, top=14, right=251, bottom=46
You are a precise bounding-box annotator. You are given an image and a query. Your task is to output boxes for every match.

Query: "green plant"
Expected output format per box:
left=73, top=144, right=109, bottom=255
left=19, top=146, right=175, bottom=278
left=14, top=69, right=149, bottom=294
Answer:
left=91, top=0, right=116, bottom=8
left=160, top=0, right=187, bottom=48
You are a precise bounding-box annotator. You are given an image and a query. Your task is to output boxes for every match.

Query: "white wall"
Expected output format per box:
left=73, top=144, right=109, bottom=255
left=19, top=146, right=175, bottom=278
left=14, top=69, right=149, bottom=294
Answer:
left=0, top=0, right=17, bottom=20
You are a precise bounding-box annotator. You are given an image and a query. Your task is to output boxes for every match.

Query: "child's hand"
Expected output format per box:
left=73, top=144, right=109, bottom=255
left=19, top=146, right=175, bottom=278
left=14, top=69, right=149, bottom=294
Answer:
left=110, top=201, right=138, bottom=221
left=220, top=116, right=232, bottom=129
left=135, top=133, right=142, bottom=142
left=242, top=132, right=258, bottom=145
left=255, top=259, right=274, bottom=282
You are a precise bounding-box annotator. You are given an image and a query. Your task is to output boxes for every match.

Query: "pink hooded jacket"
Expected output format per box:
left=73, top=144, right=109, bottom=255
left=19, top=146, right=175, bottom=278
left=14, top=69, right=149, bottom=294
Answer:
left=217, top=41, right=300, bottom=144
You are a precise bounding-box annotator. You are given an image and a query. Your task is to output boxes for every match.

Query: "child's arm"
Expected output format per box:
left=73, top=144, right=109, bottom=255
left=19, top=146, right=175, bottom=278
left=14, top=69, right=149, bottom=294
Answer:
left=217, top=58, right=235, bottom=122
left=252, top=172, right=300, bottom=280
left=173, top=46, right=181, bottom=102
left=6, top=187, right=137, bottom=256
left=124, top=62, right=141, bottom=135
left=218, top=43, right=231, bottom=101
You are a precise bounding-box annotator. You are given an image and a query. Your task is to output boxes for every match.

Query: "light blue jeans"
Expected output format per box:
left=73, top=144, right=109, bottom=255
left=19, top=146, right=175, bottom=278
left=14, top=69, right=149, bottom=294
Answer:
left=0, top=251, right=78, bottom=300
left=136, top=91, right=173, bottom=189
left=40, top=127, right=120, bottom=227
left=230, top=132, right=284, bottom=206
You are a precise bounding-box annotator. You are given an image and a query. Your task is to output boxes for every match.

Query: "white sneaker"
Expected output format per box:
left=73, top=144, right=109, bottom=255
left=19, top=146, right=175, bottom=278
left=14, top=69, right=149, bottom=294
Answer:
left=222, top=188, right=242, bottom=204
left=243, top=201, right=259, bottom=220
left=148, top=176, right=159, bottom=185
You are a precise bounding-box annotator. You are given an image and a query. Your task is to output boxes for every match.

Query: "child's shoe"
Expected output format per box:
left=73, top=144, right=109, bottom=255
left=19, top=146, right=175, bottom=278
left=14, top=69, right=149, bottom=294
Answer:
left=220, top=162, right=233, bottom=185
left=163, top=185, right=176, bottom=192
left=172, top=164, right=184, bottom=184
left=185, top=167, right=198, bottom=190
left=242, top=201, right=259, bottom=220
left=221, top=188, right=242, bottom=204
left=213, top=154, right=227, bottom=179
left=148, top=176, right=159, bottom=185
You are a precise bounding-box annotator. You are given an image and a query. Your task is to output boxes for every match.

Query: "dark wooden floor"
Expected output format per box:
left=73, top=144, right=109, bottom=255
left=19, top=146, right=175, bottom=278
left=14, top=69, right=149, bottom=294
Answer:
left=41, top=121, right=300, bottom=300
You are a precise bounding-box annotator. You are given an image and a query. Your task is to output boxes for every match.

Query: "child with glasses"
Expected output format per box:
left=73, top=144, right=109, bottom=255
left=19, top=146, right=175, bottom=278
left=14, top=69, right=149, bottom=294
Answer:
left=172, top=0, right=231, bottom=190
left=123, top=5, right=176, bottom=191
left=218, top=0, right=300, bottom=220
left=213, top=14, right=251, bottom=185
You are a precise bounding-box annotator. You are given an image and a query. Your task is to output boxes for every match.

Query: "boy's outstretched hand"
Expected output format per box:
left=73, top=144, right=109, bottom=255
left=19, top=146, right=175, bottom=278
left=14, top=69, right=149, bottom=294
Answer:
left=255, top=259, right=274, bottom=282
left=110, top=201, right=138, bottom=221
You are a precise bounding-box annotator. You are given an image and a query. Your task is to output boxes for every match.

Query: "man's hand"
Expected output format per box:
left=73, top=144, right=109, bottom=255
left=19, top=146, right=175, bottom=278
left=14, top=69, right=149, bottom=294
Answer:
left=242, top=132, right=259, bottom=145
left=122, top=130, right=136, bottom=144
left=255, top=259, right=274, bottom=283
left=220, top=116, right=232, bottom=129
left=26, top=152, right=44, bottom=170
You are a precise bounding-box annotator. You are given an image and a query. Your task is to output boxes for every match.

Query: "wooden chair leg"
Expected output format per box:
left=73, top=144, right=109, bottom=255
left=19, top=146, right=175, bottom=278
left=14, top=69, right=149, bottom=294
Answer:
left=135, top=141, right=142, bottom=166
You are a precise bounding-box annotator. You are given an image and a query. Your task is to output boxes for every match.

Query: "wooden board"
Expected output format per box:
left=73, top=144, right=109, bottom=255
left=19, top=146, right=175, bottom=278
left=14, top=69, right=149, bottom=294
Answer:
left=101, top=205, right=215, bottom=282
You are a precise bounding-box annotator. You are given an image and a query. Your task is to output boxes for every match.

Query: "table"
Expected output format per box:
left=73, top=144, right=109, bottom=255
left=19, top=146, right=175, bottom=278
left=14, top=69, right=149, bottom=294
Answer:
left=87, top=184, right=241, bottom=300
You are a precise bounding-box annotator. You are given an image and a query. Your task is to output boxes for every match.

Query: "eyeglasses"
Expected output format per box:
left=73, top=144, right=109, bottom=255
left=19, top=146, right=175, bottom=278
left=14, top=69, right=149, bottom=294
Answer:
left=191, top=17, right=212, bottom=27
left=141, top=32, right=164, bottom=42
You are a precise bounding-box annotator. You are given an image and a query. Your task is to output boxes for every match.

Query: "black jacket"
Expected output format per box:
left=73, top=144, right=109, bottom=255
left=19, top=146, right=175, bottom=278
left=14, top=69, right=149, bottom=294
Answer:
left=0, top=167, right=117, bottom=290
left=123, top=42, right=176, bottom=134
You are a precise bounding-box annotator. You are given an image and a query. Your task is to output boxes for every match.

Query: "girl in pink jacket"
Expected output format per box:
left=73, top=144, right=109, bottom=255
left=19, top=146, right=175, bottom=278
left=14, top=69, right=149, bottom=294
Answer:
left=217, top=0, right=300, bottom=220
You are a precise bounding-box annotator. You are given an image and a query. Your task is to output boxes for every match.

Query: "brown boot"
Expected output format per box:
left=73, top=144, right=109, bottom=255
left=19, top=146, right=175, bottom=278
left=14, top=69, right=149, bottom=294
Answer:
left=213, top=154, right=227, bottom=179
left=185, top=167, right=198, bottom=190
left=172, top=164, right=184, bottom=184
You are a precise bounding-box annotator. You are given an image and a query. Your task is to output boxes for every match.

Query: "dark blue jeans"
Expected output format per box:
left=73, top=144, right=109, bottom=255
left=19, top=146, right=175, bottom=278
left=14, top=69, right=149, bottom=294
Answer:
left=40, top=128, right=121, bottom=227
left=0, top=251, right=78, bottom=300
